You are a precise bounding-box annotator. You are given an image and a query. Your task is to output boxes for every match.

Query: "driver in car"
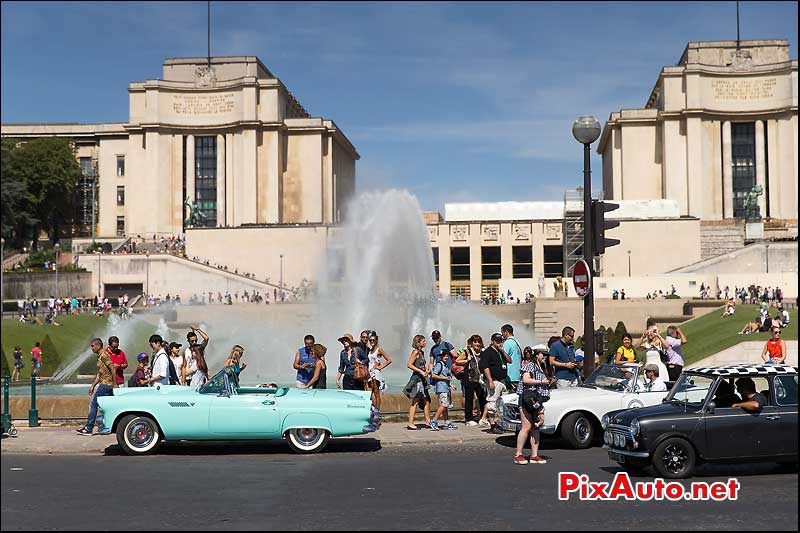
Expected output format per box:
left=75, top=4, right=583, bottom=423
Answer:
left=731, top=377, right=767, bottom=413
left=621, top=368, right=640, bottom=391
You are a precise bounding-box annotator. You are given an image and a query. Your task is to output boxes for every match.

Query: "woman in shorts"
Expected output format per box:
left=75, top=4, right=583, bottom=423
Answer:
left=514, top=345, right=553, bottom=465
left=403, top=334, right=432, bottom=430
left=366, top=332, right=392, bottom=413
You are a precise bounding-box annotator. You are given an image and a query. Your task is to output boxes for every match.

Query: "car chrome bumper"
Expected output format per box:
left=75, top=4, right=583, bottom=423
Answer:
left=602, top=445, right=649, bottom=458
left=497, top=419, right=556, bottom=435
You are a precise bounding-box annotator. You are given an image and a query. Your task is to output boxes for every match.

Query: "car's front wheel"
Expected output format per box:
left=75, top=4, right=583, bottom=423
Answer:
left=286, top=428, right=330, bottom=454
left=560, top=412, right=595, bottom=449
left=653, top=437, right=696, bottom=478
left=116, top=414, right=162, bottom=455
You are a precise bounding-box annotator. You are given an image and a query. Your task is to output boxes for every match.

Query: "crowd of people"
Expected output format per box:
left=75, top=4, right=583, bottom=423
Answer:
left=16, top=295, right=126, bottom=325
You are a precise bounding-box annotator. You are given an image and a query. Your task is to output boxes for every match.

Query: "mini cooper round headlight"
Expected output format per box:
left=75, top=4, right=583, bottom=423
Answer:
left=630, top=419, right=640, bottom=436
left=601, top=414, right=610, bottom=430
left=614, top=433, right=624, bottom=447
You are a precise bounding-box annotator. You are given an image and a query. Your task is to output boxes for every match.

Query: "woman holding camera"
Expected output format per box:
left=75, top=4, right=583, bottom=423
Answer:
left=514, top=345, right=554, bottom=465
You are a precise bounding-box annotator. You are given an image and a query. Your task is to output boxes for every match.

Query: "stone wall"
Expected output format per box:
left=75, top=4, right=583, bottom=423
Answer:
left=2, top=271, right=92, bottom=300
left=700, top=220, right=745, bottom=260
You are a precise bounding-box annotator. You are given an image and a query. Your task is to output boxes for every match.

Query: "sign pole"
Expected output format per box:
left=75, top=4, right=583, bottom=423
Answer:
left=582, top=142, right=595, bottom=379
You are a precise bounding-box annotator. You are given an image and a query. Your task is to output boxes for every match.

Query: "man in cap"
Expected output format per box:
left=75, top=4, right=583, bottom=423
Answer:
left=429, top=330, right=457, bottom=371
left=477, top=332, right=512, bottom=429
left=643, top=364, right=667, bottom=392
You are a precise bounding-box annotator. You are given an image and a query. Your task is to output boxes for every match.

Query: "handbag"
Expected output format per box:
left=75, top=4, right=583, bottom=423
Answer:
left=354, top=361, right=370, bottom=381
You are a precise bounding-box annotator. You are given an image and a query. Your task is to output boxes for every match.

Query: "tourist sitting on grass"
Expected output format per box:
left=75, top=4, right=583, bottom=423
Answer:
left=45, top=312, right=61, bottom=326
left=721, top=299, right=736, bottom=318
left=738, top=316, right=761, bottom=335
left=777, top=306, right=790, bottom=328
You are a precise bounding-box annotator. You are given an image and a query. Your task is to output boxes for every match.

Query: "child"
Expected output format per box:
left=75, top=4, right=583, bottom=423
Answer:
left=430, top=352, right=458, bottom=431
left=129, top=353, right=149, bottom=387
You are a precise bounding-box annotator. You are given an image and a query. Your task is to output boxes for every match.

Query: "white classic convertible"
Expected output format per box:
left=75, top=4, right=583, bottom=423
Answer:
left=496, top=363, right=672, bottom=448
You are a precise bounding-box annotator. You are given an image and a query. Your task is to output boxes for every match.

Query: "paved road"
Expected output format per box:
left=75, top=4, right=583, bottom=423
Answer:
left=2, top=437, right=797, bottom=530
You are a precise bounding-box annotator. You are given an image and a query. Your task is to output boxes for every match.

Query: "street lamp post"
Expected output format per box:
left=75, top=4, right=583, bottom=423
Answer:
left=572, top=115, right=601, bottom=380
left=145, top=251, right=150, bottom=300
left=96, top=251, right=101, bottom=299
left=765, top=243, right=770, bottom=273
left=627, top=250, right=631, bottom=277
left=1, top=238, right=4, bottom=320
left=54, top=243, right=60, bottom=301
left=279, top=254, right=284, bottom=302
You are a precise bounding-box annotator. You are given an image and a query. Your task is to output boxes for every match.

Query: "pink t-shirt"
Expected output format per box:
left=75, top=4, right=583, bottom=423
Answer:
left=31, top=347, right=42, bottom=363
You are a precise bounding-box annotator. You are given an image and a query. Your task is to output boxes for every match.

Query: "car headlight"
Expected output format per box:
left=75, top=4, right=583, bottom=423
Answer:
left=630, top=419, right=640, bottom=436
left=601, top=414, right=610, bottom=430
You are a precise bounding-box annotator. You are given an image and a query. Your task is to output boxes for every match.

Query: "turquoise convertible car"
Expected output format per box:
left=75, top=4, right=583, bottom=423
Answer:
left=97, top=369, right=377, bottom=455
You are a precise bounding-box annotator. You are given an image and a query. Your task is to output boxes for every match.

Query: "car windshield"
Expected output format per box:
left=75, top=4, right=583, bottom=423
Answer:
left=665, top=373, right=715, bottom=406
left=199, top=368, right=237, bottom=395
left=583, top=364, right=640, bottom=391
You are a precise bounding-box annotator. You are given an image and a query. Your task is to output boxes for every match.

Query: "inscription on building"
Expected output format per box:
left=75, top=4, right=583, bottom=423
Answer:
left=172, top=93, right=236, bottom=115
left=711, top=78, right=777, bottom=101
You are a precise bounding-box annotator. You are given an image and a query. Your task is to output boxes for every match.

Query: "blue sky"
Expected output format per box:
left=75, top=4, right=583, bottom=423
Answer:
left=2, top=1, right=797, bottom=213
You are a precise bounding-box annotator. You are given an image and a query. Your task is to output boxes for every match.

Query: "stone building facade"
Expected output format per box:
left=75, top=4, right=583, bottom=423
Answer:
left=1, top=56, right=359, bottom=238
left=598, top=40, right=798, bottom=223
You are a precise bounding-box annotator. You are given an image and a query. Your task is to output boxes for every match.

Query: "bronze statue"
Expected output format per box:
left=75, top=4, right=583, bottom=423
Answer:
left=742, top=185, right=763, bottom=222
left=184, top=196, right=206, bottom=227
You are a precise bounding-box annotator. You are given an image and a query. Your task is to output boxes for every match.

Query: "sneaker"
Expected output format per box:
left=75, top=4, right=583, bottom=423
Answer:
left=75, top=427, right=92, bottom=436
left=514, top=455, right=529, bottom=465
left=444, top=422, right=457, bottom=430
left=530, top=455, right=547, bottom=464
left=97, top=428, right=112, bottom=436
left=429, top=420, right=440, bottom=431
left=477, top=419, right=491, bottom=428
left=466, top=421, right=478, bottom=427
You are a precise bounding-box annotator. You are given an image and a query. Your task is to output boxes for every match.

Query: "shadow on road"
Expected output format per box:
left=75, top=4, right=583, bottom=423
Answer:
left=102, top=438, right=382, bottom=456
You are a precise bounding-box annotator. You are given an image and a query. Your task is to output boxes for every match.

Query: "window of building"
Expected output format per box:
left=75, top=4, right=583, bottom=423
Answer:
left=195, top=136, right=217, bottom=227
left=481, top=281, right=499, bottom=299
left=432, top=247, right=439, bottom=281
left=450, top=247, right=470, bottom=281
left=731, top=122, right=755, bottom=219
left=116, top=155, right=125, bottom=177
left=512, top=246, right=533, bottom=278
left=450, top=281, right=471, bottom=300
left=116, top=216, right=125, bottom=236
left=80, top=157, right=93, bottom=175
left=543, top=245, right=564, bottom=277
left=116, top=186, right=125, bottom=206
left=481, top=246, right=501, bottom=280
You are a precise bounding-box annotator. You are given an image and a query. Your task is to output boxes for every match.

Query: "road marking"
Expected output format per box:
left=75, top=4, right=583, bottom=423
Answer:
left=10, top=467, right=24, bottom=471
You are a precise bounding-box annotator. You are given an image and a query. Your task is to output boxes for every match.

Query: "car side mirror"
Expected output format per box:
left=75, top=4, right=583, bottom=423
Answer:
left=706, top=401, right=716, bottom=414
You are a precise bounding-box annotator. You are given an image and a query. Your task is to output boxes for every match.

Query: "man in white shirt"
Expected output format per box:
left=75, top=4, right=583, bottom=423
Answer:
left=144, top=334, right=169, bottom=386
left=644, top=364, right=667, bottom=392
left=778, top=306, right=790, bottom=328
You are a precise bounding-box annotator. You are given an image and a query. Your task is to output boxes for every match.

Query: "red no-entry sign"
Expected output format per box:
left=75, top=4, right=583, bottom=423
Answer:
left=573, top=259, right=591, bottom=298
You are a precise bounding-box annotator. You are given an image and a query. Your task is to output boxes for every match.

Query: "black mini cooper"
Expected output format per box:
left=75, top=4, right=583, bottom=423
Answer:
left=602, top=364, right=798, bottom=478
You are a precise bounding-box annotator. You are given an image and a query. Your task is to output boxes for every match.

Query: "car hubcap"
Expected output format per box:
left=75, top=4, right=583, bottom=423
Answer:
left=296, top=428, right=320, bottom=446
left=575, top=419, right=590, bottom=442
left=664, top=444, right=687, bottom=473
left=128, top=421, right=154, bottom=448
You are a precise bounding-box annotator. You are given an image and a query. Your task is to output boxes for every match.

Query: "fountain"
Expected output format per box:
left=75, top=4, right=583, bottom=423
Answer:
left=44, top=189, right=541, bottom=391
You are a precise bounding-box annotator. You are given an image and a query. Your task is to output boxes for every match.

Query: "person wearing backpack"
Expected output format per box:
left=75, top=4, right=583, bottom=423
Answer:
left=143, top=334, right=170, bottom=387
left=428, top=330, right=457, bottom=374
left=514, top=344, right=553, bottom=464
left=128, top=353, right=150, bottom=387
left=430, top=351, right=458, bottom=430
left=455, top=335, right=487, bottom=427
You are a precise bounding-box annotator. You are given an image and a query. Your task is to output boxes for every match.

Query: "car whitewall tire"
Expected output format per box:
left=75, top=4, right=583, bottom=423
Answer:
left=286, top=428, right=330, bottom=454
left=117, top=414, right=162, bottom=455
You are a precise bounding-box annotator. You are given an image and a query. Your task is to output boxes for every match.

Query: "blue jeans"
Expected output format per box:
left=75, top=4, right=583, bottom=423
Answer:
left=84, top=384, right=114, bottom=432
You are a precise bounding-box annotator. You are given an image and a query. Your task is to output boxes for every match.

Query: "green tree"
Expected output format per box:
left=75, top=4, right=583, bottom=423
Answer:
left=0, top=137, right=37, bottom=246
left=9, top=138, right=81, bottom=248
left=606, top=321, right=629, bottom=362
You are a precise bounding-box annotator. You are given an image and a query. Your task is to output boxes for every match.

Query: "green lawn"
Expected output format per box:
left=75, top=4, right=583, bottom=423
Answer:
left=1, top=314, right=153, bottom=379
left=680, top=304, right=797, bottom=366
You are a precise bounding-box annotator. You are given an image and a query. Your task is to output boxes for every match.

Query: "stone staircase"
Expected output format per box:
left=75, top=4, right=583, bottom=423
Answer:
left=700, top=220, right=745, bottom=261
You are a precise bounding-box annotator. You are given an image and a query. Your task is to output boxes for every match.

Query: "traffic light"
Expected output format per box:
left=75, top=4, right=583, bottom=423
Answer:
left=591, top=200, right=620, bottom=256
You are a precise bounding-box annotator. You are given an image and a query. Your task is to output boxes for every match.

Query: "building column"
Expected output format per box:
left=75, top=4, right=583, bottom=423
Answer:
left=755, top=120, right=767, bottom=219
left=722, top=121, right=733, bottom=219
left=225, top=133, right=235, bottom=226
left=186, top=135, right=195, bottom=208
left=216, top=134, right=225, bottom=227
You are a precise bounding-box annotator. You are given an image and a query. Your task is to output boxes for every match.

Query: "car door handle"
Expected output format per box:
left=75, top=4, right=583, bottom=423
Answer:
left=765, top=415, right=781, bottom=421
left=262, top=399, right=276, bottom=406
